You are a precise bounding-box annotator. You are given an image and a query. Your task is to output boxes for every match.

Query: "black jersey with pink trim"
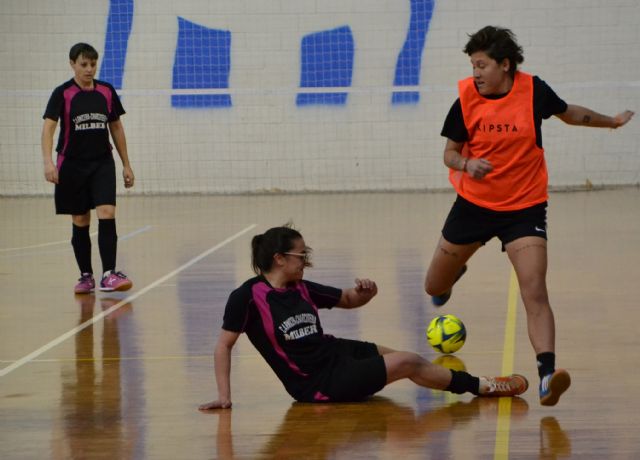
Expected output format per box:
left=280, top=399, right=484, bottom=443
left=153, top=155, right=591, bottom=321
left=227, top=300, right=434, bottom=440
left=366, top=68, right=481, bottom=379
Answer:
left=43, top=79, right=125, bottom=161
left=222, top=276, right=343, bottom=400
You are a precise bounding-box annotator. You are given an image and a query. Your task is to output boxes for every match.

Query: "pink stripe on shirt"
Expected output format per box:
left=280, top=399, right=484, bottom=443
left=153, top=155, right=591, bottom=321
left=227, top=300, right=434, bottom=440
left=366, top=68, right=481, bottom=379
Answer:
left=59, top=85, right=81, bottom=161
left=251, top=282, right=308, bottom=377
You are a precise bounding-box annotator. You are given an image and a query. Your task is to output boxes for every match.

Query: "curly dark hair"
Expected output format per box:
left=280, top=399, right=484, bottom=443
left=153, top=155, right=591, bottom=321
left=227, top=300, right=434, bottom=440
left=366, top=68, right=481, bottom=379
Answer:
left=464, top=26, right=523, bottom=78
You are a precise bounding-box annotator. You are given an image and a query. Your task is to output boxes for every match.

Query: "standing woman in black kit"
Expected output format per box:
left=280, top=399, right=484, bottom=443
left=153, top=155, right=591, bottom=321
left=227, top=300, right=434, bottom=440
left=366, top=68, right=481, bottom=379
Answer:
left=41, top=43, right=134, bottom=294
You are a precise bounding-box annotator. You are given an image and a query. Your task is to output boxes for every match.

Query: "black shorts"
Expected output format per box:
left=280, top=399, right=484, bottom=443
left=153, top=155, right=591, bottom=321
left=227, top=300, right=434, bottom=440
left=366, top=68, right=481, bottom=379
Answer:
left=442, top=195, right=548, bottom=251
left=310, top=338, right=387, bottom=403
left=55, top=156, right=116, bottom=215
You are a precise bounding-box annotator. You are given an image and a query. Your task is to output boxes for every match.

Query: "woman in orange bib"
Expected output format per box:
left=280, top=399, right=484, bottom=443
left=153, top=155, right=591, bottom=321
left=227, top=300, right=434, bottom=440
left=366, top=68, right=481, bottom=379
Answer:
left=424, top=26, right=634, bottom=406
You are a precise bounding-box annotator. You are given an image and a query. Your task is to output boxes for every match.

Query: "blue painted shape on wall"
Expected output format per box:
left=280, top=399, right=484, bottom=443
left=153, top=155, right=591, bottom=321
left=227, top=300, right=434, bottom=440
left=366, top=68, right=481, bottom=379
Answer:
left=297, top=26, right=354, bottom=106
left=171, top=94, right=232, bottom=108
left=99, top=0, right=134, bottom=89
left=392, top=0, right=435, bottom=104
left=172, top=17, right=232, bottom=108
left=392, top=91, right=421, bottom=104
left=296, top=93, right=349, bottom=106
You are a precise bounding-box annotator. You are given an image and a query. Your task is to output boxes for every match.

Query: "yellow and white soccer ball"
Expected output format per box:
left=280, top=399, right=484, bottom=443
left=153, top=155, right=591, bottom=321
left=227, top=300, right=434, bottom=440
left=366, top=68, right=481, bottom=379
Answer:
left=426, top=314, right=466, bottom=354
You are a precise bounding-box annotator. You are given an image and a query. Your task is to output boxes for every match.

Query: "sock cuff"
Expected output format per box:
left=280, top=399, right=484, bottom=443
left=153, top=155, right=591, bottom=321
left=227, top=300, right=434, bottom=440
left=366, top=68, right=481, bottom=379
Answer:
left=98, top=218, right=116, bottom=227
left=446, top=369, right=480, bottom=395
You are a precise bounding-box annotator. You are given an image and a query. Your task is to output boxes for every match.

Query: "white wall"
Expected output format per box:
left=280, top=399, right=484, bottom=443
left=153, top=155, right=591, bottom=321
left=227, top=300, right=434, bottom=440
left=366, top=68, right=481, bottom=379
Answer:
left=1, top=0, right=638, bottom=195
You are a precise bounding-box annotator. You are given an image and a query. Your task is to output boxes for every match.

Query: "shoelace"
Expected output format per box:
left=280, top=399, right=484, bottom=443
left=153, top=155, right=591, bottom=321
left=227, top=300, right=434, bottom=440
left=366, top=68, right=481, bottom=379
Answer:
left=103, top=271, right=127, bottom=280
left=488, top=378, right=514, bottom=393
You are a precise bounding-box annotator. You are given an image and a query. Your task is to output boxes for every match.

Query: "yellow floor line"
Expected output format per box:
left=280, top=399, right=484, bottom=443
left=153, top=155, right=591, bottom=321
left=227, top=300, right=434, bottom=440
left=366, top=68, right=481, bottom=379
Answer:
left=494, top=268, right=520, bottom=460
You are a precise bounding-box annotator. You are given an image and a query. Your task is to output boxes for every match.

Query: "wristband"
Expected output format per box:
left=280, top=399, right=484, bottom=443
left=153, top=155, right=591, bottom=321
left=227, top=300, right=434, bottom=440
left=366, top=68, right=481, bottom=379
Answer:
left=462, top=158, right=468, bottom=172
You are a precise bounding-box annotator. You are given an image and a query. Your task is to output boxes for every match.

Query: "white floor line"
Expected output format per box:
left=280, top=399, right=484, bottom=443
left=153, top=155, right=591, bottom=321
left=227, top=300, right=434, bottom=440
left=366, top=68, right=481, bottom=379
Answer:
left=119, top=225, right=152, bottom=241
left=0, top=223, right=256, bottom=378
left=0, top=232, right=99, bottom=252
left=0, top=225, right=152, bottom=253
left=0, top=225, right=152, bottom=259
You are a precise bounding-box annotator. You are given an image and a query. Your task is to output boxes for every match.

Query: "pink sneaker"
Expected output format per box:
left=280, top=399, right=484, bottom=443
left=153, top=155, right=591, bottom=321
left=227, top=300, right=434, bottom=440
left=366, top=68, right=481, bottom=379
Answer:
left=99, top=271, right=133, bottom=292
left=74, top=273, right=95, bottom=294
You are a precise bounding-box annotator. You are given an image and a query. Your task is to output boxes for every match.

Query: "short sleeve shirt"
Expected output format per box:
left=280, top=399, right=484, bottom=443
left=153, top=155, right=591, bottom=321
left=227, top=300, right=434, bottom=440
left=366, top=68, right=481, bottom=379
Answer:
left=43, top=79, right=125, bottom=160
left=441, top=76, right=568, bottom=148
left=222, top=276, right=343, bottom=400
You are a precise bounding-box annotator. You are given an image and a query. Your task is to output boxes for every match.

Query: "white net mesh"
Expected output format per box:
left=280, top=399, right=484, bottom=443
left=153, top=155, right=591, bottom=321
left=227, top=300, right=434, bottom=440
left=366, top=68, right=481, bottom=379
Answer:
left=1, top=0, right=638, bottom=195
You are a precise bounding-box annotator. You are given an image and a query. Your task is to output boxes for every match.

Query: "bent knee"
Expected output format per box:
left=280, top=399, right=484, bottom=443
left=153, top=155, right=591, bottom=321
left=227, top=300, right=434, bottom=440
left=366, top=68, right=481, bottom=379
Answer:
left=398, top=352, right=426, bottom=374
left=385, top=352, right=424, bottom=380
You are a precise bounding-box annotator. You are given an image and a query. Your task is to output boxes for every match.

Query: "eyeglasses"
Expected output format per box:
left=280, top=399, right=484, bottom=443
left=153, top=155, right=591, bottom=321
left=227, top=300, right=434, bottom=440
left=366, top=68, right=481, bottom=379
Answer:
left=284, top=252, right=311, bottom=264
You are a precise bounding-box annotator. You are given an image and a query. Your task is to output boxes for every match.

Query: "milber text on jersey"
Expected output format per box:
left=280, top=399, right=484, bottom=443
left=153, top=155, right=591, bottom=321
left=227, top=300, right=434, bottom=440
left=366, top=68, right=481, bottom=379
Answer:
left=73, top=113, right=108, bottom=131
left=278, top=313, right=319, bottom=341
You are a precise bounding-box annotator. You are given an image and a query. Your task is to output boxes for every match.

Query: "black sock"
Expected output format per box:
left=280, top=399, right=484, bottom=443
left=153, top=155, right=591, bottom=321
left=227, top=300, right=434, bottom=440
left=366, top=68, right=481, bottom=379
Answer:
left=71, top=224, right=92, bottom=274
left=446, top=370, right=481, bottom=395
left=537, top=352, right=555, bottom=378
left=98, top=218, right=117, bottom=274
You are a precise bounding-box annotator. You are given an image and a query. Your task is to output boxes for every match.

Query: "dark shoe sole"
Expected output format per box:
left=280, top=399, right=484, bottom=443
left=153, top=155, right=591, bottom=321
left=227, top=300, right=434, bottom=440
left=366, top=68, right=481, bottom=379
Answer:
left=540, top=369, right=571, bottom=406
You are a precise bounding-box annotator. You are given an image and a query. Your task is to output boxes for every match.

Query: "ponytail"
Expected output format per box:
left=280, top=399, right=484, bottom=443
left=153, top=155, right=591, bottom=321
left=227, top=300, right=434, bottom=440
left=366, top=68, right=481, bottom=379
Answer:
left=250, top=225, right=303, bottom=274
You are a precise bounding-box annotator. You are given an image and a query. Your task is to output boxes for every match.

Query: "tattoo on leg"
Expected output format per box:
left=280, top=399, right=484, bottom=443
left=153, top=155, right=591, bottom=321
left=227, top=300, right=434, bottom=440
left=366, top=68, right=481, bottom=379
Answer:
left=514, top=244, right=546, bottom=253
left=438, top=245, right=459, bottom=257
left=582, top=114, right=591, bottom=124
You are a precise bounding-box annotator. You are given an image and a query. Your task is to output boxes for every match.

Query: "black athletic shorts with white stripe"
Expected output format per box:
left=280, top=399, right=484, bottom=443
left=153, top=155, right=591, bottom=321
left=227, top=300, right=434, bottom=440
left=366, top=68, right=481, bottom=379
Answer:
left=442, top=195, right=548, bottom=251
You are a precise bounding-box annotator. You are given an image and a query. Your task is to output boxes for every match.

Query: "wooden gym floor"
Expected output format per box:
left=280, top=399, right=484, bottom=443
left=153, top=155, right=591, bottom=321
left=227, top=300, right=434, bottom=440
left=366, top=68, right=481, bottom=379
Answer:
left=1, top=189, right=639, bottom=459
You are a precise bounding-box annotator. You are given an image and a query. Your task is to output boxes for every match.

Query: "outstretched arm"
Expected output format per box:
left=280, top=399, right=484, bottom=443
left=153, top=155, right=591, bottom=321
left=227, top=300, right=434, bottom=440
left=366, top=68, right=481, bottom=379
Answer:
left=199, top=329, right=240, bottom=411
left=336, top=278, right=378, bottom=309
left=555, top=105, right=634, bottom=128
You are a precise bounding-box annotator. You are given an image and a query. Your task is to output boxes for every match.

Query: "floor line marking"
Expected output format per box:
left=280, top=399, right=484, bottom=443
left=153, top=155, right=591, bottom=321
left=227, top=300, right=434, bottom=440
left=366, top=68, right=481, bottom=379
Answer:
left=494, top=268, right=520, bottom=460
left=0, top=224, right=256, bottom=377
left=0, top=226, right=152, bottom=260
left=0, top=232, right=98, bottom=252
left=119, top=225, right=152, bottom=241
left=0, top=225, right=152, bottom=254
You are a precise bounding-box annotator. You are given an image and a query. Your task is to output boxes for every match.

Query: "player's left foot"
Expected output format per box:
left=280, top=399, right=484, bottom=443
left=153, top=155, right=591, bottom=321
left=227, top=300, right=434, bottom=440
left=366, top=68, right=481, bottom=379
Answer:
left=99, top=270, right=133, bottom=292
left=539, top=369, right=571, bottom=406
left=479, top=374, right=529, bottom=397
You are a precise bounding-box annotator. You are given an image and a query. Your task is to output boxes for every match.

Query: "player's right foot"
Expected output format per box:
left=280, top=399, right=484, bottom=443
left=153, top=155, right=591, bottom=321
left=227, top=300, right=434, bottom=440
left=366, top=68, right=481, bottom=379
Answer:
left=432, top=265, right=467, bottom=306
left=479, top=374, right=529, bottom=397
left=99, top=271, right=133, bottom=292
left=539, top=369, right=571, bottom=406
left=74, top=273, right=95, bottom=294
